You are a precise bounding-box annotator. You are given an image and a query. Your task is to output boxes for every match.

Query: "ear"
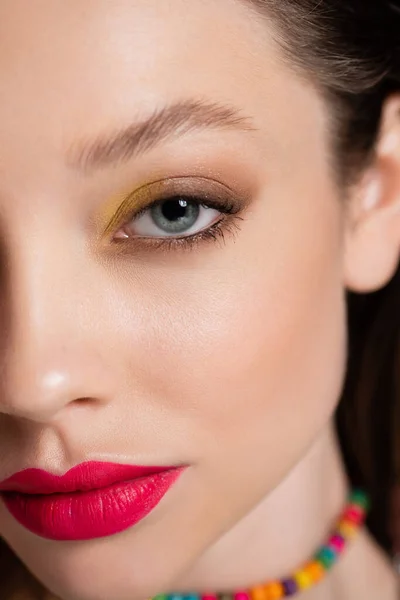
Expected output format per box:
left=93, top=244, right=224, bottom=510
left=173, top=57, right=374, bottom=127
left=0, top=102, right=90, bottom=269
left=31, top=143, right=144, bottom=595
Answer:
left=344, top=94, right=400, bottom=293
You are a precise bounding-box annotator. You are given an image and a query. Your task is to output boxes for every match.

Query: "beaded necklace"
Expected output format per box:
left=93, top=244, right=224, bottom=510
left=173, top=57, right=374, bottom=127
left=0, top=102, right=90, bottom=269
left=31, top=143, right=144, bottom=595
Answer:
left=152, top=489, right=369, bottom=600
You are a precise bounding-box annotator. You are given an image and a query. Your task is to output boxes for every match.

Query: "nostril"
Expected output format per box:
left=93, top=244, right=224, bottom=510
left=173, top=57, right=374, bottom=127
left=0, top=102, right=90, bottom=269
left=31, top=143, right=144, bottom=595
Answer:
left=43, top=373, right=101, bottom=410
left=70, top=397, right=100, bottom=408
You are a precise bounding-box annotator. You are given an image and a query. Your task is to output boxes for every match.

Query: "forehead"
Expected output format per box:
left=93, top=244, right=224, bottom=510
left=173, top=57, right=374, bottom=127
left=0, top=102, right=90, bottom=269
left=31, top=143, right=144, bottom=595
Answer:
left=0, top=0, right=273, bottom=147
left=0, top=0, right=329, bottom=202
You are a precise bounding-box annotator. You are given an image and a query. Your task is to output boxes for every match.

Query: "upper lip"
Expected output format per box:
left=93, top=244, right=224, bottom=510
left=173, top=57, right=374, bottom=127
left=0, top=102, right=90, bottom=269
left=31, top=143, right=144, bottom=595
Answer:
left=0, top=462, right=176, bottom=495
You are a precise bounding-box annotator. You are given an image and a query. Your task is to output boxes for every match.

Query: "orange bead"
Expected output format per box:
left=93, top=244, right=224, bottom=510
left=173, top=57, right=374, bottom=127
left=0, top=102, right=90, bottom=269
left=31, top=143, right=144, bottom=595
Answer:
left=263, top=582, right=284, bottom=599
left=294, top=569, right=313, bottom=590
left=304, top=561, right=325, bottom=583
left=251, top=587, right=268, bottom=600
left=338, top=520, right=357, bottom=538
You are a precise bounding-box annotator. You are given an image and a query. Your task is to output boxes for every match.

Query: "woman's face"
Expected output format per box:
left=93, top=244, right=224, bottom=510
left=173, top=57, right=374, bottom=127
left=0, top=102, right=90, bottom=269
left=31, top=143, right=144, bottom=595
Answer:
left=0, top=1, right=353, bottom=599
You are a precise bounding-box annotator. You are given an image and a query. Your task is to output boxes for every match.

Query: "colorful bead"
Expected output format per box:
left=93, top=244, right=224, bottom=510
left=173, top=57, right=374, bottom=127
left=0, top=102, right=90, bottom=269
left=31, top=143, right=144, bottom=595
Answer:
left=282, top=579, right=297, bottom=595
left=315, top=546, right=336, bottom=569
left=264, top=582, right=284, bottom=599
left=294, top=570, right=313, bottom=590
left=343, top=506, right=364, bottom=525
left=304, top=560, right=325, bottom=583
left=251, top=587, right=268, bottom=600
left=337, top=520, right=357, bottom=538
left=218, top=594, right=233, bottom=600
left=154, top=489, right=369, bottom=600
left=350, top=489, right=369, bottom=510
left=234, top=592, right=250, bottom=600
left=328, top=534, right=345, bottom=553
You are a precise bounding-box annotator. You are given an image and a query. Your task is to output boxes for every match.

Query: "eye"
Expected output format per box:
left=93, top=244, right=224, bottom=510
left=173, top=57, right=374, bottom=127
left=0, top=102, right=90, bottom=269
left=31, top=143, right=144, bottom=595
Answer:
left=115, top=196, right=221, bottom=239
left=105, top=176, right=246, bottom=251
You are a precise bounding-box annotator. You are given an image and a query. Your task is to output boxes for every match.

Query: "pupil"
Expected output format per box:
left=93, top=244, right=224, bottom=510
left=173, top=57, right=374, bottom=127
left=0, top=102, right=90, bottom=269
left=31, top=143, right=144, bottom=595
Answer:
left=161, top=198, right=188, bottom=222
left=151, top=196, right=200, bottom=234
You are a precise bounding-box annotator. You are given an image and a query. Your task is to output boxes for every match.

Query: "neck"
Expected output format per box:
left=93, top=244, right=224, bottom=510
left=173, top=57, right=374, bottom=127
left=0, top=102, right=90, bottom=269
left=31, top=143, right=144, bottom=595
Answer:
left=175, top=423, right=398, bottom=600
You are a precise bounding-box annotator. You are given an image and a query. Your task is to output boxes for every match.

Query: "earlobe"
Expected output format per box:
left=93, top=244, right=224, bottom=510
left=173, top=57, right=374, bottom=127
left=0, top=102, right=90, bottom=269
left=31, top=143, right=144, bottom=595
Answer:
left=344, top=95, right=400, bottom=293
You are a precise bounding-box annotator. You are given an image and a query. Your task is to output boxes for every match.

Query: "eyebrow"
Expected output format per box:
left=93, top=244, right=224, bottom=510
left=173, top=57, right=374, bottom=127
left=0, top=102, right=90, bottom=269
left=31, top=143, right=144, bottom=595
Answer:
left=68, top=99, right=257, bottom=172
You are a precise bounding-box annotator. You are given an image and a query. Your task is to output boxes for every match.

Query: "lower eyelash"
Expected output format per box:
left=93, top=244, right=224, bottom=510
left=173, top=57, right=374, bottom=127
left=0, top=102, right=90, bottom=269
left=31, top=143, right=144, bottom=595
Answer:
left=132, top=214, right=243, bottom=253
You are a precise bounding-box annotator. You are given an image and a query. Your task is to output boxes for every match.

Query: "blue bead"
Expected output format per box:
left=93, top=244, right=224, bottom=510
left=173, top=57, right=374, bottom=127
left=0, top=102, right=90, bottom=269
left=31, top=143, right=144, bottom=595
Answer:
left=316, top=546, right=337, bottom=568
left=282, top=579, right=298, bottom=596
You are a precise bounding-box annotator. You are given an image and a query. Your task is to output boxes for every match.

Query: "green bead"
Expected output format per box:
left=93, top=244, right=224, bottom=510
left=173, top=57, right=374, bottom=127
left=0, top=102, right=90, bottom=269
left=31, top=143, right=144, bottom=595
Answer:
left=350, top=489, right=370, bottom=510
left=218, top=594, right=234, bottom=600
left=153, top=596, right=168, bottom=600
left=316, top=547, right=336, bottom=569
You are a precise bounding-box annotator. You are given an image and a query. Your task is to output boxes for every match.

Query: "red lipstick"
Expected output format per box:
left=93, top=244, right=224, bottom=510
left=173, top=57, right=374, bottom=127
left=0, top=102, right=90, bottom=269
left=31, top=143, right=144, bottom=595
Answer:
left=0, top=462, right=184, bottom=541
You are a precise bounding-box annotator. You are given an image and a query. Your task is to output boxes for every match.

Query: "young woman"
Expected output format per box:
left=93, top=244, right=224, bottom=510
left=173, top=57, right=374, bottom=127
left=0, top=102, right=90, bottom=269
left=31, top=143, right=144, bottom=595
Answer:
left=0, top=1, right=399, bottom=598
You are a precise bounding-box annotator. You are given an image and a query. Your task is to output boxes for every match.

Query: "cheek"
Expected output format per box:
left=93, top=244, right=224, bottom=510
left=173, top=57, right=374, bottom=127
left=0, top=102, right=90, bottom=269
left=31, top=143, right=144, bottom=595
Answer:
left=128, top=182, right=348, bottom=486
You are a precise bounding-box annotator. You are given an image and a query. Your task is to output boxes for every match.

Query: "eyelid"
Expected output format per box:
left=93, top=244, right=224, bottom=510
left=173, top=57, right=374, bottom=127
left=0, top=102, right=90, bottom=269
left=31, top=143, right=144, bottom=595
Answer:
left=103, top=176, right=242, bottom=237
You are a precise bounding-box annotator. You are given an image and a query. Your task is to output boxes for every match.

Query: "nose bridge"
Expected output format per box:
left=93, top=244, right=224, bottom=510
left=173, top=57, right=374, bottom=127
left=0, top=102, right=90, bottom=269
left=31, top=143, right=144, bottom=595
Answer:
left=0, top=226, right=106, bottom=421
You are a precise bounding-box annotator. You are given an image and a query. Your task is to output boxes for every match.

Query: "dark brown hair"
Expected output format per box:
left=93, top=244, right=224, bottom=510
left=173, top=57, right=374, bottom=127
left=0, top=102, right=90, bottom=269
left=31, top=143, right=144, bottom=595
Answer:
left=1, top=1, right=400, bottom=597
left=246, top=0, right=400, bottom=556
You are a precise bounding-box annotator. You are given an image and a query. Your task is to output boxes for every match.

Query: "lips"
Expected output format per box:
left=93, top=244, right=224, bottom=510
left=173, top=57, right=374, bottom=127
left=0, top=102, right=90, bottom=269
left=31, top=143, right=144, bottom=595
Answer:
left=0, top=462, right=184, bottom=541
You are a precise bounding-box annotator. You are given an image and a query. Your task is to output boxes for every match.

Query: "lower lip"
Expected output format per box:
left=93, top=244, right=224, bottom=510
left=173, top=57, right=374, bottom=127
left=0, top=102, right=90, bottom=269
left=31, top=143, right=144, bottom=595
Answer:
left=1, top=469, right=183, bottom=541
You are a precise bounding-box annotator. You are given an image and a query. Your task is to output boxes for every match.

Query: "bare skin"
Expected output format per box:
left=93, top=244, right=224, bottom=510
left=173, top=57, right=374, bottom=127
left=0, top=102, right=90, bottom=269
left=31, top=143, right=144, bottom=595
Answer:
left=0, top=1, right=399, bottom=599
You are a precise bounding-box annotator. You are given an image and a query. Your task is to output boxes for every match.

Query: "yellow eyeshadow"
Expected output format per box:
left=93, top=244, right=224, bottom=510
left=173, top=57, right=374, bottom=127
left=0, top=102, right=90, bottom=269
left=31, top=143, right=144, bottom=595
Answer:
left=98, top=190, right=129, bottom=229
left=97, top=176, right=238, bottom=238
left=99, top=182, right=162, bottom=236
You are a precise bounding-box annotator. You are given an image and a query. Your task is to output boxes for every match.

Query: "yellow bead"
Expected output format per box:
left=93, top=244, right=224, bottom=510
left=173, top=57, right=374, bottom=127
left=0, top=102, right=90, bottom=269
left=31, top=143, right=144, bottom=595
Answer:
left=304, top=561, right=325, bottom=583
left=338, top=520, right=357, bottom=538
left=264, top=582, right=284, bottom=599
left=251, top=587, right=268, bottom=600
left=295, top=570, right=313, bottom=590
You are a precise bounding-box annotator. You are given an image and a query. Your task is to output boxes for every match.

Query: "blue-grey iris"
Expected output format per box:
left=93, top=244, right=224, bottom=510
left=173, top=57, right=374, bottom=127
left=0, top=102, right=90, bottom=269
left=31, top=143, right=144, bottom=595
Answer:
left=150, top=198, right=200, bottom=234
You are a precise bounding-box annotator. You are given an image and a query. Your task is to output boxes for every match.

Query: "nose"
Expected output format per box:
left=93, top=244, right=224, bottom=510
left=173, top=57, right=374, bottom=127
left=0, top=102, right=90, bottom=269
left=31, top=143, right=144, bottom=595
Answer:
left=0, top=228, right=112, bottom=423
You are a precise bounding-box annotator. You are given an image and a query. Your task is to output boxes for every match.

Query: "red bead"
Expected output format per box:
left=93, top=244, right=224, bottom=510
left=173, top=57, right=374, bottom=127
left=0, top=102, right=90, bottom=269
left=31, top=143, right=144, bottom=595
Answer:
left=329, top=534, right=345, bottom=553
left=234, top=593, right=250, bottom=600
left=343, top=505, right=364, bottom=525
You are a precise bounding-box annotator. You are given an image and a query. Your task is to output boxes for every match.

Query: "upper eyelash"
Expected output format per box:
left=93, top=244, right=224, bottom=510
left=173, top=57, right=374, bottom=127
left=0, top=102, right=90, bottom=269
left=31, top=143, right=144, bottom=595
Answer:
left=125, top=194, right=239, bottom=222
left=110, top=193, right=243, bottom=253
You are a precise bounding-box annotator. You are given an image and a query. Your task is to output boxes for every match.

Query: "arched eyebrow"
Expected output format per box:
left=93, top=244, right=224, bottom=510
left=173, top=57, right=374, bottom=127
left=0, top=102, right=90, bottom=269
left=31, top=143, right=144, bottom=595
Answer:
left=67, top=99, right=257, bottom=172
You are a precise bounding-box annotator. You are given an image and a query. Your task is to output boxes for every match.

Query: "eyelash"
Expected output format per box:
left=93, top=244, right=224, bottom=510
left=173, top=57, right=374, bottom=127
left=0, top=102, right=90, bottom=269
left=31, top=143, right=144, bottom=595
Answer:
left=112, top=195, right=244, bottom=252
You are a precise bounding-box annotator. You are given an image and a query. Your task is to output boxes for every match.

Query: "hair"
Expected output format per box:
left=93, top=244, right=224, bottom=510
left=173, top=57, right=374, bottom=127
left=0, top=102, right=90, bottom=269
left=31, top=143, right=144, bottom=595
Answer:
left=244, top=0, right=400, bottom=556
left=1, top=1, right=400, bottom=597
